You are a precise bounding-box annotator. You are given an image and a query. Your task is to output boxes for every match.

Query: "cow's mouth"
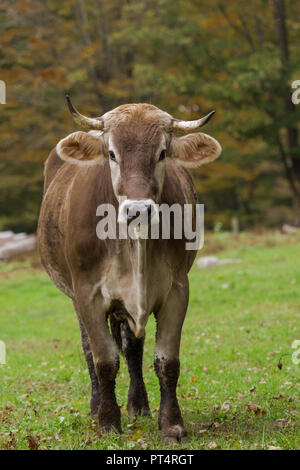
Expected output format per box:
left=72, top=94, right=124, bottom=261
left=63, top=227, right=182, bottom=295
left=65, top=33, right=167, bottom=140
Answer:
left=118, top=199, right=159, bottom=225
left=126, top=208, right=152, bottom=224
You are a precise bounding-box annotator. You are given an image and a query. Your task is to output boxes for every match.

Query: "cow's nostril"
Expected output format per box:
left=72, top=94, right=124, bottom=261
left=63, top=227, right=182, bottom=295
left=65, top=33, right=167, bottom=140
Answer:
left=126, top=208, right=134, bottom=221
left=126, top=209, right=142, bottom=221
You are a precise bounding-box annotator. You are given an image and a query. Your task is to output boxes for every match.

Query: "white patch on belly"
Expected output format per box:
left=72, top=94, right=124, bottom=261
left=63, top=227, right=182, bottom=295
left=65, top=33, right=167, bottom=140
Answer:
left=101, top=282, right=111, bottom=301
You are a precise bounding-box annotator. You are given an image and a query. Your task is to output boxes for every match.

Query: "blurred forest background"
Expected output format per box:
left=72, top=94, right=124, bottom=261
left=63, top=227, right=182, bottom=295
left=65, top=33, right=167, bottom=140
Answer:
left=0, top=0, right=300, bottom=232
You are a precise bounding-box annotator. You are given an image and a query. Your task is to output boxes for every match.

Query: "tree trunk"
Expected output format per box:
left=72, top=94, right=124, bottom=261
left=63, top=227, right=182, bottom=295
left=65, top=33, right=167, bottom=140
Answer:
left=273, top=0, right=300, bottom=222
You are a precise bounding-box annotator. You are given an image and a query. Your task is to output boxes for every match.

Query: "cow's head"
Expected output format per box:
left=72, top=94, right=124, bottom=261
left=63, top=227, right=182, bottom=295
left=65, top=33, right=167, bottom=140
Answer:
left=56, top=95, right=221, bottom=222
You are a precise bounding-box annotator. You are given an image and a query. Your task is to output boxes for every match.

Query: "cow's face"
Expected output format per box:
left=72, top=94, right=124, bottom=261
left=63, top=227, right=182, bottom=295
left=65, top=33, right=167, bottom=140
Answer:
left=108, top=123, right=166, bottom=201
left=106, top=120, right=168, bottom=222
left=56, top=102, right=221, bottom=222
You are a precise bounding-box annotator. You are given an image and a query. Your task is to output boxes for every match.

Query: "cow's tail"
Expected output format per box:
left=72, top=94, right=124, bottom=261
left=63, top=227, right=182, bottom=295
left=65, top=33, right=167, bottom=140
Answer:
left=109, top=316, right=124, bottom=354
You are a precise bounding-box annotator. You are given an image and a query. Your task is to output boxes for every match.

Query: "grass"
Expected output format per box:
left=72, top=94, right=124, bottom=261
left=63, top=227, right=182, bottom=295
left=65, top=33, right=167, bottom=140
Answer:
left=0, top=231, right=299, bottom=450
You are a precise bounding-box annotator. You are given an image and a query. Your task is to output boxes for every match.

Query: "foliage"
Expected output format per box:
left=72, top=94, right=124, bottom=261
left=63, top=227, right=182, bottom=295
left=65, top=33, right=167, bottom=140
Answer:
left=0, top=0, right=300, bottom=230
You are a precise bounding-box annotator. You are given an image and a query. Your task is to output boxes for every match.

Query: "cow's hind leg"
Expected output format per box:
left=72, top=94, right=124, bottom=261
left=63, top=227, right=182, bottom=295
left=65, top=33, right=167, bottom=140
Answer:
left=111, top=316, right=151, bottom=418
left=154, top=276, right=189, bottom=443
left=76, top=310, right=101, bottom=418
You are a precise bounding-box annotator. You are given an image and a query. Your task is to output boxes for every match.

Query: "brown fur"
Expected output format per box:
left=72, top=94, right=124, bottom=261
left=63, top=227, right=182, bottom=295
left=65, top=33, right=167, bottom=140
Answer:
left=154, top=357, right=186, bottom=441
left=171, top=132, right=221, bottom=167
left=96, top=359, right=121, bottom=433
left=102, top=103, right=173, bottom=131
left=57, top=132, right=105, bottom=166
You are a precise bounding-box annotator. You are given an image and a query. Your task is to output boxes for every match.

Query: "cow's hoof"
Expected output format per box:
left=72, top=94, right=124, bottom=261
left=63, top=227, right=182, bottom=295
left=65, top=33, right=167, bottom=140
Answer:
left=98, top=404, right=122, bottom=434
left=162, top=424, right=188, bottom=443
left=98, top=423, right=122, bottom=435
left=127, top=388, right=151, bottom=419
left=127, top=402, right=151, bottom=419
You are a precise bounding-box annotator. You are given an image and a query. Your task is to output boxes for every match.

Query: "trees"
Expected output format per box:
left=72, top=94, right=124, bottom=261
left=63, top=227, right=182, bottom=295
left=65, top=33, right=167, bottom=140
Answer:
left=173, top=0, right=300, bottom=226
left=0, top=0, right=299, bottom=230
left=272, top=0, right=300, bottom=217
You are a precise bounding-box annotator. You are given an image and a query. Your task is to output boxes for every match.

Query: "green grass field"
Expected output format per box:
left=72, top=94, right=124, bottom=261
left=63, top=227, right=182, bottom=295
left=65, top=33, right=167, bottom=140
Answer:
left=0, top=232, right=299, bottom=450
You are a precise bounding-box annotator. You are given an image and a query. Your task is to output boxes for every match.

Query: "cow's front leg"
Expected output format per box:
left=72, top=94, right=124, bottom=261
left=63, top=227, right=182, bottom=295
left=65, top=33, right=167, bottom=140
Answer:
left=75, top=290, right=121, bottom=433
left=154, top=277, right=189, bottom=442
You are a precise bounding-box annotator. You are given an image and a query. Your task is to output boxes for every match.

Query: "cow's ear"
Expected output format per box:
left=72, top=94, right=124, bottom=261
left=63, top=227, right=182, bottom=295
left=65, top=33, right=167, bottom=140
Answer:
left=170, top=132, right=221, bottom=168
left=56, top=131, right=106, bottom=166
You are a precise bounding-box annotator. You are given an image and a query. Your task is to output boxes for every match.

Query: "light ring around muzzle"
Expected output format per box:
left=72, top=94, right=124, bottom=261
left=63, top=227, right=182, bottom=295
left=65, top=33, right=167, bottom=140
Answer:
left=118, top=199, right=159, bottom=225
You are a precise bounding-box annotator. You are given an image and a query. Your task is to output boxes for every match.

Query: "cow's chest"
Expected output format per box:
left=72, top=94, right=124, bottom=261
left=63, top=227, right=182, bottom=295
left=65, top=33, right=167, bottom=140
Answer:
left=100, top=243, right=173, bottom=320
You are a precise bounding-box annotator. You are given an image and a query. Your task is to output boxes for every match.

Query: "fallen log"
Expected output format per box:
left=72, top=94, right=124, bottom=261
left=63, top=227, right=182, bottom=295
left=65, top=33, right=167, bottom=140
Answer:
left=0, top=233, right=36, bottom=260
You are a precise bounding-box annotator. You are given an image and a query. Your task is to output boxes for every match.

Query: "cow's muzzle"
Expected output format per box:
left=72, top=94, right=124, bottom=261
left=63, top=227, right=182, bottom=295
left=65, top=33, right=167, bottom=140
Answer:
left=118, top=199, right=159, bottom=225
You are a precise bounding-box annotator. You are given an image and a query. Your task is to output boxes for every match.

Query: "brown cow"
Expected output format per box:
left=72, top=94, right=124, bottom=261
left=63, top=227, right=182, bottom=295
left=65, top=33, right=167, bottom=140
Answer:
left=37, top=96, right=221, bottom=442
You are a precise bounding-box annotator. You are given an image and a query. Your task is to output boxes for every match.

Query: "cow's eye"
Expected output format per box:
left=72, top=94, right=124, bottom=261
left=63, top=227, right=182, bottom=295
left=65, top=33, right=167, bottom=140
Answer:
left=108, top=150, right=117, bottom=162
left=159, top=149, right=166, bottom=161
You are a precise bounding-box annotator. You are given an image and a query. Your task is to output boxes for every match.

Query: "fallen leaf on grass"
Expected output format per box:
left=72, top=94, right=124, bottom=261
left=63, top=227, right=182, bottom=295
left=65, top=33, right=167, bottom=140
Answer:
left=0, top=405, right=14, bottom=423
left=266, top=445, right=281, bottom=450
left=81, top=437, right=92, bottom=446
left=131, top=429, right=143, bottom=441
left=136, top=438, right=148, bottom=450
left=127, top=422, right=139, bottom=430
left=281, top=381, right=295, bottom=390
left=221, top=283, right=229, bottom=289
left=275, top=418, right=291, bottom=428
left=272, top=393, right=285, bottom=400
left=232, top=440, right=242, bottom=450
left=212, top=421, right=221, bottom=429
left=27, top=435, right=39, bottom=450
left=207, top=441, right=221, bottom=450
left=4, top=438, right=17, bottom=450
left=221, top=401, right=231, bottom=412
left=245, top=403, right=266, bottom=416
left=199, top=429, right=208, bottom=434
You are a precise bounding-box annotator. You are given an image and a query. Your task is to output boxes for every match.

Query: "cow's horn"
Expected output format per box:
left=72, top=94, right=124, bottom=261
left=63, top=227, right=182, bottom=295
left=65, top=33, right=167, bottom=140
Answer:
left=172, top=110, right=215, bottom=131
left=65, top=93, right=104, bottom=130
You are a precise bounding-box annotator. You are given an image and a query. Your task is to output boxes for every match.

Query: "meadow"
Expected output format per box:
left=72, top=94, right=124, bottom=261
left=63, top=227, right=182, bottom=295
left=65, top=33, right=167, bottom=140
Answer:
left=0, top=231, right=299, bottom=450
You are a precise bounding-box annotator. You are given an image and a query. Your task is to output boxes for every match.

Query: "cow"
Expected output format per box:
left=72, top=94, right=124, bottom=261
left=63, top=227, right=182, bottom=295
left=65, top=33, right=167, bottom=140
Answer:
left=37, top=96, right=221, bottom=442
